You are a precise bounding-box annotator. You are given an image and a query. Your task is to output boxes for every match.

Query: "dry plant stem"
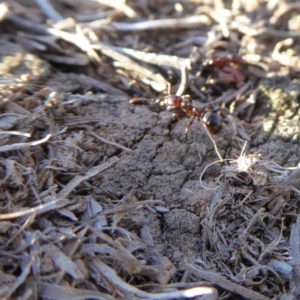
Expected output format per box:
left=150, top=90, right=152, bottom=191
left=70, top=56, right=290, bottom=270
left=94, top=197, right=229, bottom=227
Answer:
left=37, top=281, right=116, bottom=300
left=231, top=21, right=300, bottom=38
left=2, top=259, right=33, bottom=299
left=270, top=2, right=300, bottom=25
left=93, top=43, right=169, bottom=91
left=186, top=265, right=270, bottom=300
left=7, top=11, right=101, bottom=63
left=92, top=0, right=137, bottom=18
left=93, top=43, right=191, bottom=69
left=0, top=198, right=68, bottom=220
left=104, top=15, right=211, bottom=31
left=76, top=10, right=114, bottom=22
left=176, top=65, right=189, bottom=96
left=91, top=258, right=217, bottom=299
left=35, top=0, right=63, bottom=22
left=47, top=27, right=101, bottom=64
left=88, top=128, right=132, bottom=152
left=0, top=157, right=120, bottom=217
left=280, top=167, right=300, bottom=186
left=0, top=133, right=51, bottom=153
left=208, top=80, right=253, bottom=107
left=57, top=156, right=119, bottom=199
left=6, top=13, right=49, bottom=35
left=0, top=131, right=31, bottom=137
left=65, top=74, right=126, bottom=97
left=0, top=2, right=9, bottom=21
left=290, top=216, right=300, bottom=295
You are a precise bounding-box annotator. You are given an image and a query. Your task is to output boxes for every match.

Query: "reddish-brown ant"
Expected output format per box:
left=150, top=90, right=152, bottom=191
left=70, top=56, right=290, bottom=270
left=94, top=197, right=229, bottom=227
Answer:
left=161, top=94, right=221, bottom=135
left=130, top=65, right=224, bottom=160
left=130, top=94, right=222, bottom=139
left=204, top=54, right=245, bottom=69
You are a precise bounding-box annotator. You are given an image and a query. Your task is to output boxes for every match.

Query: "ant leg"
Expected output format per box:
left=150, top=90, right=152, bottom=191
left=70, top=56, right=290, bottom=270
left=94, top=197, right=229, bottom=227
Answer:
left=184, top=117, right=195, bottom=141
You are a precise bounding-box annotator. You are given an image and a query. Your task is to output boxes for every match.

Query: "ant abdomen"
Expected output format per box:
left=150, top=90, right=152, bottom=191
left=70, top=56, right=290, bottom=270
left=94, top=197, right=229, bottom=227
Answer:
left=202, top=112, right=222, bottom=134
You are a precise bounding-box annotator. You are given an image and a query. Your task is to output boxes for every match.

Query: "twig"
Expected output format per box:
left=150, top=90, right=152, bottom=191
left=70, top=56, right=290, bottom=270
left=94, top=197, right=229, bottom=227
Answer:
left=0, top=133, right=51, bottom=153
left=102, top=15, right=211, bottom=31
left=93, top=42, right=191, bottom=70
left=88, top=129, right=132, bottom=153
left=57, top=156, right=119, bottom=199
left=175, top=64, right=189, bottom=96
left=92, top=258, right=218, bottom=299
left=0, top=2, right=9, bottom=21
left=186, top=264, right=270, bottom=300
left=0, top=198, right=67, bottom=220
left=280, top=167, right=300, bottom=186
left=3, top=258, right=33, bottom=299
left=6, top=13, right=49, bottom=34
left=93, top=43, right=169, bottom=92
left=37, top=281, right=116, bottom=300
left=47, top=26, right=101, bottom=63
left=0, top=131, right=31, bottom=137
left=205, top=80, right=254, bottom=107
left=290, top=215, right=300, bottom=295
left=35, top=0, right=63, bottom=22
left=232, top=21, right=300, bottom=38
left=92, top=0, right=137, bottom=18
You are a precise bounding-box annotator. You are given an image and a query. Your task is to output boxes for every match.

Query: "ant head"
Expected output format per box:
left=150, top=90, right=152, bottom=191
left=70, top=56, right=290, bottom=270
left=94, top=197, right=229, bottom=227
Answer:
left=165, top=94, right=182, bottom=108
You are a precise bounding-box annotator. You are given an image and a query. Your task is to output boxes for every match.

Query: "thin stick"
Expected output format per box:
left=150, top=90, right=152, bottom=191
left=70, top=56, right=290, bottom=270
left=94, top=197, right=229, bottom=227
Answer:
left=103, top=15, right=211, bottom=32
left=88, top=129, right=132, bottom=153
left=0, top=134, right=51, bottom=153
left=176, top=64, right=189, bottom=96
left=94, top=44, right=191, bottom=69
left=92, top=0, right=137, bottom=18
left=35, top=0, right=63, bottom=22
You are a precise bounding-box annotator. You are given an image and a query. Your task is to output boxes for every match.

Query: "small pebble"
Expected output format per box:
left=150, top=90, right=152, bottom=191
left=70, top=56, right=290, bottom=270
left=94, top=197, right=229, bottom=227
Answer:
left=155, top=206, right=170, bottom=213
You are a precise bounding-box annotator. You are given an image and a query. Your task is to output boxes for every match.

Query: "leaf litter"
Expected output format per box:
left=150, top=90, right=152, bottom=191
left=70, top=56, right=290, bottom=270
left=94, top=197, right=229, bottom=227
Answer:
left=0, top=0, right=300, bottom=299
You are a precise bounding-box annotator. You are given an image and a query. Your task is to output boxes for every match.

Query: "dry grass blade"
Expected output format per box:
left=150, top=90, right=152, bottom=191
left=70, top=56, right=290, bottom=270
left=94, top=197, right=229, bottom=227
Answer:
left=186, top=265, right=270, bottom=300
left=57, top=156, right=119, bottom=199
left=90, top=258, right=218, bottom=300
left=104, top=15, right=212, bottom=31
left=48, top=245, right=84, bottom=280
left=0, top=198, right=67, bottom=220
left=88, top=128, right=132, bottom=152
left=36, top=0, right=63, bottom=22
left=0, top=133, right=51, bottom=153
left=92, top=0, right=137, bottom=18
left=1, top=258, right=33, bottom=299
left=37, top=281, right=116, bottom=300
left=290, top=216, right=300, bottom=295
left=93, top=43, right=191, bottom=69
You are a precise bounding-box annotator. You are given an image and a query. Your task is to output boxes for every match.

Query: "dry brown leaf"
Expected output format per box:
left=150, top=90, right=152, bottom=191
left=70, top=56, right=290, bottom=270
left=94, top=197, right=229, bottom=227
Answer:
left=49, top=246, right=84, bottom=280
